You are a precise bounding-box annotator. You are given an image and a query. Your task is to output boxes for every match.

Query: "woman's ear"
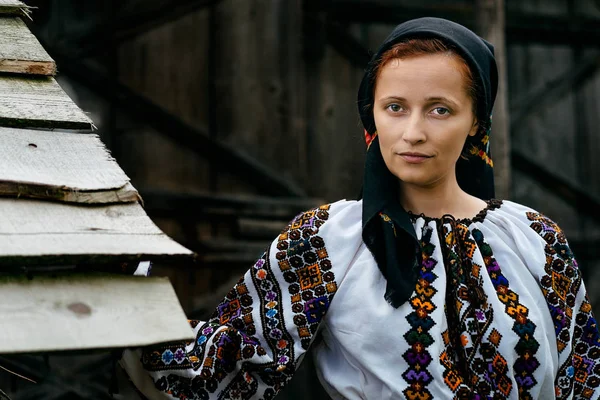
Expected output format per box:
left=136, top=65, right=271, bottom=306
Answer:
left=468, top=120, right=479, bottom=137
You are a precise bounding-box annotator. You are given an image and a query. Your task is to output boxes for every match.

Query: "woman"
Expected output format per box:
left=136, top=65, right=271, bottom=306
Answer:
left=121, top=17, right=600, bottom=399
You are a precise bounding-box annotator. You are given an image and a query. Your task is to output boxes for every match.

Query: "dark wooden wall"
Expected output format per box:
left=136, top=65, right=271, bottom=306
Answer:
left=115, top=0, right=366, bottom=202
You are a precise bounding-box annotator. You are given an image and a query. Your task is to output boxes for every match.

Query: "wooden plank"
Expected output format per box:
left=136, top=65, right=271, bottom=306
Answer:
left=0, top=75, right=93, bottom=129
left=0, top=273, right=194, bottom=353
left=75, top=0, right=219, bottom=57
left=0, top=17, right=56, bottom=75
left=0, top=0, right=30, bottom=17
left=0, top=198, right=194, bottom=266
left=0, top=128, right=138, bottom=203
left=236, top=218, right=286, bottom=240
left=0, top=181, right=140, bottom=204
left=326, top=1, right=600, bottom=46
left=140, top=189, right=322, bottom=220
left=510, top=53, right=600, bottom=130
left=512, top=150, right=600, bottom=224
left=476, top=0, right=511, bottom=199
left=199, top=239, right=268, bottom=266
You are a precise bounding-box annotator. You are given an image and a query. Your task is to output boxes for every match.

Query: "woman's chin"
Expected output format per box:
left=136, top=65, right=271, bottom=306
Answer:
left=394, top=172, right=440, bottom=188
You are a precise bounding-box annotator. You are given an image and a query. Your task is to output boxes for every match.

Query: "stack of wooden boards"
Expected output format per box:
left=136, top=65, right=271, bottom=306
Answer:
left=0, top=0, right=194, bottom=355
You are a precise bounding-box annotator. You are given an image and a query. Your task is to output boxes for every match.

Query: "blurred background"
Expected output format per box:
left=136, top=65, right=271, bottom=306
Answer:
left=7, top=0, right=600, bottom=398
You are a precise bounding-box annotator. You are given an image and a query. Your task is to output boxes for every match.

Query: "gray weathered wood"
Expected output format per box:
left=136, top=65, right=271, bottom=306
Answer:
left=476, top=0, right=511, bottom=199
left=0, top=0, right=29, bottom=17
left=0, top=17, right=56, bottom=75
left=0, top=75, right=92, bottom=129
left=0, top=181, right=141, bottom=204
left=0, top=273, right=194, bottom=353
left=0, top=128, right=139, bottom=203
left=0, top=198, right=194, bottom=266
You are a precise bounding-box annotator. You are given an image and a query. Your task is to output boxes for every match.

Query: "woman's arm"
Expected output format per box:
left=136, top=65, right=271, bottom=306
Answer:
left=120, top=203, right=354, bottom=399
left=526, top=211, right=600, bottom=399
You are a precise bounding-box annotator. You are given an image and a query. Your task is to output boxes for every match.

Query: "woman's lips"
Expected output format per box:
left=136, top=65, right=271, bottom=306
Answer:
left=398, top=152, right=432, bottom=164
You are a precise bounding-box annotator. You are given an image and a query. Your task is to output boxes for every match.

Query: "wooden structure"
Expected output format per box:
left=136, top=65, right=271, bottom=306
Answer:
left=16, top=0, right=600, bottom=399
left=0, top=2, right=195, bottom=398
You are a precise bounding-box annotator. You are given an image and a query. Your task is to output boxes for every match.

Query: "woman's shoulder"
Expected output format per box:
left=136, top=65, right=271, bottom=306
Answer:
left=485, top=199, right=573, bottom=261
left=286, top=199, right=362, bottom=231
left=277, top=199, right=364, bottom=251
left=490, top=199, right=566, bottom=235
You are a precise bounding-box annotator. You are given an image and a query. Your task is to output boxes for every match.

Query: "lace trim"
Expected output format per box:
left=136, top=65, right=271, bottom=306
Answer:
left=407, top=198, right=503, bottom=225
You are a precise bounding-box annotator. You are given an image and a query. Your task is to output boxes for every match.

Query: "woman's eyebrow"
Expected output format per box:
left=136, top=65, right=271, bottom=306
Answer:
left=425, top=96, right=459, bottom=107
left=377, top=96, right=407, bottom=102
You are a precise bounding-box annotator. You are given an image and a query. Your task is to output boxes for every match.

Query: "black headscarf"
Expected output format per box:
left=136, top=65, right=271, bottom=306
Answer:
left=358, top=17, right=499, bottom=308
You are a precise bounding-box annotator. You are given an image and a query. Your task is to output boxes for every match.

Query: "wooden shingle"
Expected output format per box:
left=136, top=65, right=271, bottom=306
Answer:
left=0, top=198, right=194, bottom=266
left=0, top=17, right=56, bottom=75
left=0, top=75, right=93, bottom=129
left=0, top=274, right=194, bottom=353
left=0, top=127, right=139, bottom=203
left=0, top=0, right=29, bottom=17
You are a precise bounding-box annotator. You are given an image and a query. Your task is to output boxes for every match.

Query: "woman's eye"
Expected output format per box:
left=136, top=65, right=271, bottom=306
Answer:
left=432, top=107, right=450, bottom=115
left=387, top=104, right=402, bottom=112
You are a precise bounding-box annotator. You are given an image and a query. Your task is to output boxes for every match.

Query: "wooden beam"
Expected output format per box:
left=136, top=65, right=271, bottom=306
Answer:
left=512, top=150, right=600, bottom=224
left=0, top=75, right=93, bottom=130
left=74, top=0, right=221, bottom=57
left=0, top=273, right=193, bottom=353
left=140, top=189, right=322, bottom=220
left=325, top=1, right=475, bottom=28
left=322, top=19, right=370, bottom=68
left=0, top=127, right=139, bottom=204
left=199, top=238, right=268, bottom=266
left=0, top=17, right=55, bottom=75
left=0, top=0, right=30, bottom=17
left=324, top=1, right=600, bottom=46
left=0, top=198, right=194, bottom=266
left=505, top=13, right=600, bottom=46
left=476, top=0, right=511, bottom=199
left=510, top=53, right=600, bottom=131
left=36, top=48, right=306, bottom=197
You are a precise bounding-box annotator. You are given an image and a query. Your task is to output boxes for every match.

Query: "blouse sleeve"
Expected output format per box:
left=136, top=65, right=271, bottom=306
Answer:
left=526, top=211, right=600, bottom=399
left=120, top=203, right=353, bottom=400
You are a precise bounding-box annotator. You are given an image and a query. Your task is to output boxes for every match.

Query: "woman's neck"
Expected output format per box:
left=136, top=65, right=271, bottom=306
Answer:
left=399, top=175, right=487, bottom=220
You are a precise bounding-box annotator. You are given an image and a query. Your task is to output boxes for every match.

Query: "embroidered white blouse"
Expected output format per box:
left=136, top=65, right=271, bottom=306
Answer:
left=121, top=200, right=600, bottom=400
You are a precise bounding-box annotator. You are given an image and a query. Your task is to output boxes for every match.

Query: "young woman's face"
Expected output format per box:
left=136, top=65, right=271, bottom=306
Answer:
left=373, top=53, right=478, bottom=189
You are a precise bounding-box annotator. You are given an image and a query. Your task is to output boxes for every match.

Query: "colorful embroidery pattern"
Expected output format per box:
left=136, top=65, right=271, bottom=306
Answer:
left=143, top=269, right=264, bottom=399
left=276, top=204, right=335, bottom=351
left=402, top=225, right=438, bottom=400
left=527, top=212, right=580, bottom=353
left=527, top=212, right=600, bottom=399
left=473, top=228, right=540, bottom=400
left=379, top=212, right=397, bottom=236
left=142, top=205, right=336, bottom=399
left=475, top=117, right=493, bottom=167
left=469, top=146, right=494, bottom=167
left=364, top=129, right=377, bottom=149
left=439, top=222, right=510, bottom=399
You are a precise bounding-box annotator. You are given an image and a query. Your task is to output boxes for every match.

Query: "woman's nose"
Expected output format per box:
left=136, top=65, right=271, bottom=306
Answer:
left=402, top=114, right=427, bottom=144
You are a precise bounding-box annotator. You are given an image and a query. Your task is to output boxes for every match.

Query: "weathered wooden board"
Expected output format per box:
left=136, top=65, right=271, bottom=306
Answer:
left=0, top=273, right=194, bottom=353
left=0, top=75, right=92, bottom=129
left=0, top=128, right=138, bottom=203
left=0, top=17, right=56, bottom=75
left=0, top=181, right=140, bottom=204
left=0, top=0, right=29, bottom=17
left=0, top=198, right=194, bottom=266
